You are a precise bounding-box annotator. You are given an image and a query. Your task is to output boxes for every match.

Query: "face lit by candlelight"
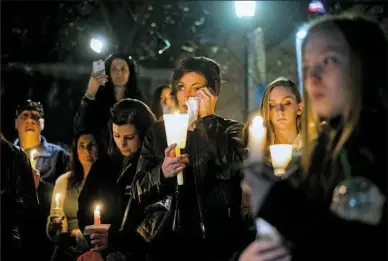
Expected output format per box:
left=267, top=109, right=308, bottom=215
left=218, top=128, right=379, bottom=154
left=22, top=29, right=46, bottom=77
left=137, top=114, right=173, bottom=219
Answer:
left=112, top=123, right=140, bottom=157
left=269, top=86, right=302, bottom=131
left=77, top=134, right=98, bottom=166
left=15, top=110, right=44, bottom=137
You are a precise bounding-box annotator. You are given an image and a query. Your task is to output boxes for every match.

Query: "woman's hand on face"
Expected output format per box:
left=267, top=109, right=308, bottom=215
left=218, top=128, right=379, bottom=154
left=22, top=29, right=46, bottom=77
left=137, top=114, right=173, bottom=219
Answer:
left=196, top=87, right=217, bottom=118
left=161, top=143, right=189, bottom=178
left=86, top=72, right=109, bottom=99
left=239, top=240, right=291, bottom=261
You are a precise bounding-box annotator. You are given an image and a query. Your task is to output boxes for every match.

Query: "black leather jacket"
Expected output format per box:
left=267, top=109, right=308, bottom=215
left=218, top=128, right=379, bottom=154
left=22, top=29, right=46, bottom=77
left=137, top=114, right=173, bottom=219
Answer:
left=1, top=137, right=40, bottom=260
left=77, top=153, right=140, bottom=233
left=136, top=115, right=253, bottom=259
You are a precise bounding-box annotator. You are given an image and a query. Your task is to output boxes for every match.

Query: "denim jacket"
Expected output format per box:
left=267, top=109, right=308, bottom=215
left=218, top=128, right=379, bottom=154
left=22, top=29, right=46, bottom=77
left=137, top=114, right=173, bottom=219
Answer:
left=14, top=136, right=70, bottom=185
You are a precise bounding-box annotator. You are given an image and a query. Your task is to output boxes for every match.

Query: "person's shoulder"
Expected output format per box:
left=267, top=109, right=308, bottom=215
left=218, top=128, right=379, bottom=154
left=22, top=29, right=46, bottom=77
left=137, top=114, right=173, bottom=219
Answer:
left=47, top=142, right=67, bottom=152
left=151, top=121, right=165, bottom=129
left=213, top=115, right=244, bottom=129
left=55, top=171, right=71, bottom=185
left=44, top=141, right=70, bottom=157
left=1, top=139, right=28, bottom=160
left=147, top=121, right=166, bottom=136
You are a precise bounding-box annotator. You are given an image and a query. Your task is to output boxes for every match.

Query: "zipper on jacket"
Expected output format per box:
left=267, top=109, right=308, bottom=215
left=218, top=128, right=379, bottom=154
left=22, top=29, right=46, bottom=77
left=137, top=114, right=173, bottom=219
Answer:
left=116, top=162, right=132, bottom=184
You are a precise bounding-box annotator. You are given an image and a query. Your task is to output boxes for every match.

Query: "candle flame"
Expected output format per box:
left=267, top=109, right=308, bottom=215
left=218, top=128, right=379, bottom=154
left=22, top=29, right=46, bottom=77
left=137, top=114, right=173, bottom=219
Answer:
left=30, top=149, right=38, bottom=158
left=95, top=205, right=100, bottom=211
left=55, top=193, right=60, bottom=202
left=251, top=116, right=263, bottom=127
left=174, top=111, right=180, bottom=115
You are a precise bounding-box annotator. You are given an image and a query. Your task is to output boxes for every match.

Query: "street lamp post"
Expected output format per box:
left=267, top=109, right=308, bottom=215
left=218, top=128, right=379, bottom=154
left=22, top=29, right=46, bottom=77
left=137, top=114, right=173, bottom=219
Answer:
left=296, top=26, right=307, bottom=95
left=235, top=1, right=256, bottom=122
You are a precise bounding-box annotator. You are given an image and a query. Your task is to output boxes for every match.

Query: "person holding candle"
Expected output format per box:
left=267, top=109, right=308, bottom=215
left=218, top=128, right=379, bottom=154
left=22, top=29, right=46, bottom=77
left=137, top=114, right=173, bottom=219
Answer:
left=14, top=100, right=70, bottom=185
left=77, top=98, right=156, bottom=259
left=242, top=15, right=387, bottom=261
left=47, top=131, right=105, bottom=261
left=249, top=77, right=303, bottom=161
left=136, top=56, right=253, bottom=260
left=14, top=99, right=70, bottom=260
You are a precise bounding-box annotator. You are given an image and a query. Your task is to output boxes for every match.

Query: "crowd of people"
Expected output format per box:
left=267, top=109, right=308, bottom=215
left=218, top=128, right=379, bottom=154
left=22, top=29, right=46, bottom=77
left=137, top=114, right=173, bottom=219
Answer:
left=2, top=14, right=387, bottom=261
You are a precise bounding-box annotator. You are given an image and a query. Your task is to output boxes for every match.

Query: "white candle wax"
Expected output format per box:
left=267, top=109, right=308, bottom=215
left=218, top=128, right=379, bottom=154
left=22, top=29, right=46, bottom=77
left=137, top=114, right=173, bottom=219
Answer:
left=30, top=149, right=38, bottom=169
left=94, top=205, right=101, bottom=225
left=248, top=116, right=267, bottom=162
left=163, top=113, right=189, bottom=148
left=55, top=193, right=61, bottom=209
left=163, top=113, right=189, bottom=185
left=269, top=144, right=293, bottom=176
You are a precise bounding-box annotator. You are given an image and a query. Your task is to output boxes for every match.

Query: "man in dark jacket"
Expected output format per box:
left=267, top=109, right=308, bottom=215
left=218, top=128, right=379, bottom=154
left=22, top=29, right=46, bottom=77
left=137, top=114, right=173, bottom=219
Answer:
left=136, top=57, right=254, bottom=261
left=1, top=134, right=40, bottom=261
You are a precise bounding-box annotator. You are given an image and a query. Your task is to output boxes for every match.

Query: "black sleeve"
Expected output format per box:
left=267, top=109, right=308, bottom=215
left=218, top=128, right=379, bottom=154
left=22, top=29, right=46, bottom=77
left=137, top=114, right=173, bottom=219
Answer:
left=259, top=180, right=387, bottom=260
left=195, top=115, right=245, bottom=180
left=15, top=149, right=41, bottom=256
left=136, top=126, right=175, bottom=206
left=73, top=96, right=109, bottom=134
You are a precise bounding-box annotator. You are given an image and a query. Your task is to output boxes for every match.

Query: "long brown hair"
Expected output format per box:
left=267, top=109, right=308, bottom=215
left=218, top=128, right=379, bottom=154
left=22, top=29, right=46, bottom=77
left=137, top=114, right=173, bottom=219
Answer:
left=300, top=14, right=388, bottom=173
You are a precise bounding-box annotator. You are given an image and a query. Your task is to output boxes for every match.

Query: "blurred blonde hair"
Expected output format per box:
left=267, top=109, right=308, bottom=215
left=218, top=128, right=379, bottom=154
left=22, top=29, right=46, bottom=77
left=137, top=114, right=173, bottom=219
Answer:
left=300, top=15, right=368, bottom=173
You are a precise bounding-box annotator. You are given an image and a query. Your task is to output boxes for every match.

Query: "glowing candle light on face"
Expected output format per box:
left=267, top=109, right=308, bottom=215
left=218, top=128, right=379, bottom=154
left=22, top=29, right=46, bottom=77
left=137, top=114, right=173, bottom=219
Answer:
left=94, top=205, right=101, bottom=225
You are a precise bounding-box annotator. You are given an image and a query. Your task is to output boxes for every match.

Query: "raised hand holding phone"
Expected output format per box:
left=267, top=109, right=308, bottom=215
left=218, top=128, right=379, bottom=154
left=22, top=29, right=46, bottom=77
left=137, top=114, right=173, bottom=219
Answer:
left=85, top=60, right=108, bottom=100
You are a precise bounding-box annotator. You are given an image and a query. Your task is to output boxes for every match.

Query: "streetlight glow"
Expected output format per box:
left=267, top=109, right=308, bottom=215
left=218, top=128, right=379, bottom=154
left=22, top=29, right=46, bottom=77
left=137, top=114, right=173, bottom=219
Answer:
left=90, top=38, right=104, bottom=53
left=235, top=1, right=256, bottom=18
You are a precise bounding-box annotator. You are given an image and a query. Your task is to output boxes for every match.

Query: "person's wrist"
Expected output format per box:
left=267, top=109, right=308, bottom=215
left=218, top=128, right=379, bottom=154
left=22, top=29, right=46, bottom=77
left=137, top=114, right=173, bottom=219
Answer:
left=85, top=90, right=97, bottom=100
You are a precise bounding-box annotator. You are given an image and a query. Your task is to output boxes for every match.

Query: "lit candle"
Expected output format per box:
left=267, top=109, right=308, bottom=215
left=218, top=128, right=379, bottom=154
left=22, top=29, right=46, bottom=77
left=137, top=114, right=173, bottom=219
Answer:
left=269, top=144, right=293, bottom=176
left=94, top=205, right=101, bottom=225
left=30, top=149, right=38, bottom=169
left=248, top=116, right=267, bottom=162
left=55, top=193, right=61, bottom=209
left=163, top=112, right=189, bottom=186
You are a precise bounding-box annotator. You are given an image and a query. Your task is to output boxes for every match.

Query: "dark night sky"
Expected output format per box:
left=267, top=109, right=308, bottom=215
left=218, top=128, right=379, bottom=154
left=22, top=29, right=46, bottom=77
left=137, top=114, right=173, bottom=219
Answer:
left=1, top=0, right=350, bottom=145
